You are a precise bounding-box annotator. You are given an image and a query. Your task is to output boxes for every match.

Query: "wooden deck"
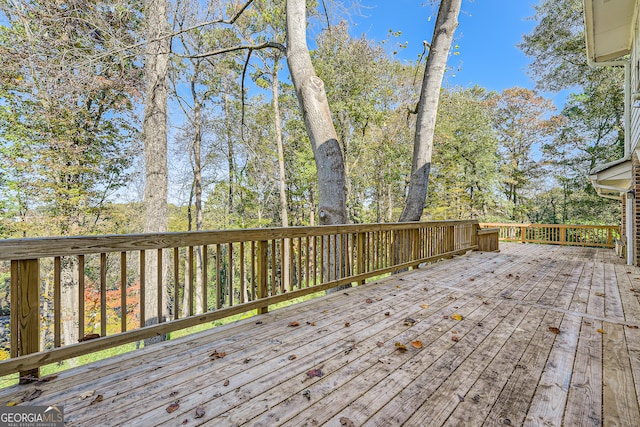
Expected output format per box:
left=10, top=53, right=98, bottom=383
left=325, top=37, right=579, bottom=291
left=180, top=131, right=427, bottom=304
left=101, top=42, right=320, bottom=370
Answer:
left=2, top=243, right=640, bottom=426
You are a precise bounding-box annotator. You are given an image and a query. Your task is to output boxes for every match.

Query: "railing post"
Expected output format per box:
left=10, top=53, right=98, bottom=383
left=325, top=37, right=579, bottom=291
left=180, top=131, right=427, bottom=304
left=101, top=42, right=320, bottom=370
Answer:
left=357, top=232, right=366, bottom=284
left=448, top=225, right=455, bottom=252
left=607, top=228, right=613, bottom=247
left=257, top=240, right=268, bottom=314
left=560, top=226, right=566, bottom=245
left=521, top=226, right=526, bottom=243
left=11, top=259, right=40, bottom=382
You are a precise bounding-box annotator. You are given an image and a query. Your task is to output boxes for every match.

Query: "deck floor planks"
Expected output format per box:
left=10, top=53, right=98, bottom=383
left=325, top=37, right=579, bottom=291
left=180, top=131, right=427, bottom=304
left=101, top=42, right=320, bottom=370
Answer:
left=3, top=243, right=639, bottom=426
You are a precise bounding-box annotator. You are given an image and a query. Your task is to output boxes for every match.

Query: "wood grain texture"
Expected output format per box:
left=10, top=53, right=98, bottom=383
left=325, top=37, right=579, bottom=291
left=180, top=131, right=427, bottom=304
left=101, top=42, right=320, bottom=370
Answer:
left=1, top=243, right=638, bottom=426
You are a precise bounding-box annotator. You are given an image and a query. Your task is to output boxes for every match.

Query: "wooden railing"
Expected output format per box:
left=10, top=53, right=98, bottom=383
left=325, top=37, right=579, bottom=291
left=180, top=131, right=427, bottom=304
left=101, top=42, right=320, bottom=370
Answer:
left=0, top=220, right=486, bottom=380
left=480, top=223, right=620, bottom=248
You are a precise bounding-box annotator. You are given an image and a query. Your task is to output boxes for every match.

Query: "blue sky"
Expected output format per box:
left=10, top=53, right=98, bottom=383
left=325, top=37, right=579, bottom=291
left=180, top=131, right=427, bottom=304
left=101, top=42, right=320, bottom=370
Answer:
left=351, top=0, right=545, bottom=95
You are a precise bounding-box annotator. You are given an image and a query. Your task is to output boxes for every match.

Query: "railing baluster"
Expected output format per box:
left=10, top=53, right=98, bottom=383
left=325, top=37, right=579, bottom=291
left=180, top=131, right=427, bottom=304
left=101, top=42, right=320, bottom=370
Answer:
left=79, top=255, right=85, bottom=339
left=202, top=245, right=208, bottom=311
left=54, top=257, right=61, bottom=347
left=228, top=243, right=233, bottom=307
left=173, top=248, right=179, bottom=320
left=239, top=242, right=245, bottom=304
left=188, top=247, right=194, bottom=316
left=100, top=253, right=107, bottom=338
left=139, top=251, right=145, bottom=328
left=120, top=252, right=127, bottom=332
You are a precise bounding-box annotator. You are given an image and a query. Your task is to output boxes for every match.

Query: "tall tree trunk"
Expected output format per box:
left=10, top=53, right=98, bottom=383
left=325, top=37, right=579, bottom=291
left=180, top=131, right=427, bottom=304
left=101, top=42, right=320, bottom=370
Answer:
left=191, top=72, right=204, bottom=313
left=273, top=63, right=291, bottom=290
left=224, top=91, right=235, bottom=226
left=399, top=0, right=462, bottom=222
left=286, top=0, right=347, bottom=291
left=286, top=0, right=347, bottom=228
left=143, top=0, right=170, bottom=341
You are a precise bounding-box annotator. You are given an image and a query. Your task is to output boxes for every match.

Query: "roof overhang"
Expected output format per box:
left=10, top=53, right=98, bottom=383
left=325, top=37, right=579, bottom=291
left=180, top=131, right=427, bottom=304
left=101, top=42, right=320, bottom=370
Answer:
left=584, top=0, right=636, bottom=63
left=589, top=155, right=632, bottom=198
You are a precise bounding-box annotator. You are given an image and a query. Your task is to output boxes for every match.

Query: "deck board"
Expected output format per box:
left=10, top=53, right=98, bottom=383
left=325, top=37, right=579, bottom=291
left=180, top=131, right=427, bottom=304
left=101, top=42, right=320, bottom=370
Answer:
left=2, top=243, right=640, bottom=426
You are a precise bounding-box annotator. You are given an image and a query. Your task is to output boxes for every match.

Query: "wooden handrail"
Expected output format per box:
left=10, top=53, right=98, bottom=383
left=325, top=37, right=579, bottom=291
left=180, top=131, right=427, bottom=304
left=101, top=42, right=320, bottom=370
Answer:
left=0, top=220, right=484, bottom=380
left=480, top=223, right=620, bottom=248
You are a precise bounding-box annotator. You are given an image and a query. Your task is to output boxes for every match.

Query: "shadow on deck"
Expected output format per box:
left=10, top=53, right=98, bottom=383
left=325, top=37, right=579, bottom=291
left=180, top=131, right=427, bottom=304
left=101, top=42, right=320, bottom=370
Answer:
left=2, top=243, right=639, bottom=426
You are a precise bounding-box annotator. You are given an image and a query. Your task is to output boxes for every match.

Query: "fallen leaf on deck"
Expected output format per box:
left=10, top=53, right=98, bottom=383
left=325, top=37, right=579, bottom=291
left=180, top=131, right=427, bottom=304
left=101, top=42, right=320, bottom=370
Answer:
left=483, top=301, right=490, bottom=305
left=288, top=321, right=300, bottom=327
left=289, top=354, right=297, bottom=360
left=166, top=402, right=179, bottom=413
left=423, top=288, right=428, bottom=292
left=627, top=325, right=639, bottom=329
left=169, top=391, right=179, bottom=398
left=22, top=389, right=42, bottom=402
left=631, top=288, right=640, bottom=293
left=403, top=317, right=416, bottom=326
left=306, top=321, right=316, bottom=326
left=376, top=341, right=384, bottom=347
left=78, top=333, right=100, bottom=342
left=506, top=274, right=513, bottom=278
left=343, top=292, right=350, bottom=296
left=584, top=321, right=592, bottom=326
left=469, top=278, right=475, bottom=282
left=384, top=312, right=390, bottom=316
left=548, top=327, right=561, bottom=335
left=255, top=321, right=263, bottom=325
left=195, top=406, right=205, bottom=418
left=223, top=379, right=230, bottom=386
left=89, top=394, right=103, bottom=406
left=376, top=298, right=383, bottom=301
left=306, top=369, right=323, bottom=378
left=394, top=342, right=407, bottom=352
left=340, top=417, right=356, bottom=427
left=457, top=393, right=465, bottom=402
left=595, top=292, right=605, bottom=297
left=451, top=314, right=463, bottom=321
left=597, top=328, right=605, bottom=334
left=209, top=350, right=226, bottom=360
left=79, top=390, right=95, bottom=400
left=451, top=336, right=459, bottom=342
left=344, top=322, right=350, bottom=327
left=420, top=304, right=429, bottom=309
left=6, top=402, right=16, bottom=406
left=410, top=340, right=423, bottom=349
left=366, top=298, right=373, bottom=303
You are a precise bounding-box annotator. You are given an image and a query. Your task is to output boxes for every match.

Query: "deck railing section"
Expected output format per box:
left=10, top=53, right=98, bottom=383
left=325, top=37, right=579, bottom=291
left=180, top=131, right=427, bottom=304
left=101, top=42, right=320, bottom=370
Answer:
left=0, top=220, right=481, bottom=380
left=480, top=223, right=620, bottom=248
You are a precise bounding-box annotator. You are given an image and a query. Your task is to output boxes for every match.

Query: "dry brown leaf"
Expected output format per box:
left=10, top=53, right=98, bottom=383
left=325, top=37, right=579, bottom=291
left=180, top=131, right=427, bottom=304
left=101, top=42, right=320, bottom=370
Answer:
left=469, top=278, right=475, bottom=282
left=195, top=406, right=205, bottom=419
left=597, top=328, right=605, bottom=334
left=365, top=298, right=373, bottom=303
left=627, top=325, right=639, bottom=329
left=451, top=314, right=464, bottom=321
left=288, top=321, right=300, bottom=327
left=223, top=379, right=230, bottom=387
left=548, top=327, right=561, bottom=335
left=306, top=321, right=316, bottom=326
left=384, top=312, right=390, bottom=316
left=451, top=336, right=460, bottom=342
left=403, top=317, right=416, bottom=326
left=166, top=402, right=179, bottom=413
left=89, top=394, right=103, bottom=406
left=420, top=304, right=429, bottom=309
left=288, top=354, right=297, bottom=360
left=344, top=322, right=350, bottom=327
left=79, top=390, right=95, bottom=400
left=410, top=340, right=423, bottom=349
left=395, top=342, right=407, bottom=352
left=22, top=389, right=42, bottom=402
left=306, top=369, right=323, bottom=378
left=595, top=292, right=605, bottom=297
left=340, top=417, right=356, bottom=427
left=209, top=350, right=226, bottom=360
left=376, top=341, right=384, bottom=347
left=78, top=333, right=100, bottom=342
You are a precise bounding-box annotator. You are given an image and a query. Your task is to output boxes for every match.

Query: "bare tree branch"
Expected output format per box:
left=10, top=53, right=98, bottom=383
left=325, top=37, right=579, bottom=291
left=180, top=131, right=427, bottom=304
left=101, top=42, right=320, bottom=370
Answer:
left=177, top=41, right=286, bottom=59
left=84, top=0, right=257, bottom=64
